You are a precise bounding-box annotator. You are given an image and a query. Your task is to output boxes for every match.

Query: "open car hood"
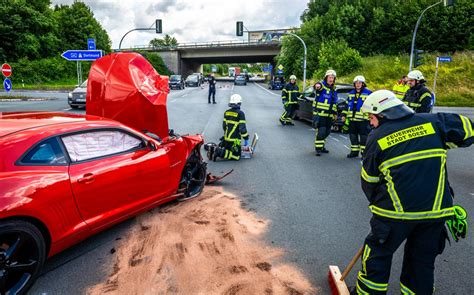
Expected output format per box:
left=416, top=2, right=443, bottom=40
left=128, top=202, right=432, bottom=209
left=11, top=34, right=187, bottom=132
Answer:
left=86, top=52, right=170, bottom=139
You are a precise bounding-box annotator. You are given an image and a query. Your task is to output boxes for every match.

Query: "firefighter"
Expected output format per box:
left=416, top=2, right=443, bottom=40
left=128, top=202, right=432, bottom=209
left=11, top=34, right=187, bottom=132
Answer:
left=403, top=70, right=433, bottom=113
left=313, top=70, right=338, bottom=156
left=279, top=75, right=300, bottom=126
left=343, top=75, right=372, bottom=158
left=392, top=75, right=409, bottom=100
left=354, top=89, right=472, bottom=294
left=206, top=94, right=249, bottom=161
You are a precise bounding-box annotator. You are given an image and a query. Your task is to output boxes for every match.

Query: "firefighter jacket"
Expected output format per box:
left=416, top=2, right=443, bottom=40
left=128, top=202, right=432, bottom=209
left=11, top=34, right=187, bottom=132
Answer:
left=223, top=106, right=249, bottom=144
left=403, top=83, right=433, bottom=113
left=344, top=87, right=373, bottom=121
left=312, top=80, right=338, bottom=117
left=361, top=113, right=473, bottom=222
left=281, top=82, right=300, bottom=105
left=392, top=82, right=409, bottom=100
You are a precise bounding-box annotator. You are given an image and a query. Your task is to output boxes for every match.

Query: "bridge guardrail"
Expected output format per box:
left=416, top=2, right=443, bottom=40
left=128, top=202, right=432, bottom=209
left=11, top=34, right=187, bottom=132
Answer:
left=125, top=40, right=281, bottom=51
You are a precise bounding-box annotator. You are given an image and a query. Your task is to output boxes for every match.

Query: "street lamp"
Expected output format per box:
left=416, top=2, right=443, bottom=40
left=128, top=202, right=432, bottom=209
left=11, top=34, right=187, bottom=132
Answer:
left=409, top=0, right=454, bottom=71
left=119, top=19, right=162, bottom=51
left=235, top=22, right=307, bottom=90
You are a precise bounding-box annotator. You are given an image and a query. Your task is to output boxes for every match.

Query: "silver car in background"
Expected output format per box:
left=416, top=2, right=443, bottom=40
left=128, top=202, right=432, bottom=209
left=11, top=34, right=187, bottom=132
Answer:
left=68, top=79, right=87, bottom=109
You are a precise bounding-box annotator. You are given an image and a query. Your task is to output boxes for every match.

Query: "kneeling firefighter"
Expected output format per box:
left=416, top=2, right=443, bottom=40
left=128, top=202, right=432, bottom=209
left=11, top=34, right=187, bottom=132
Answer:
left=354, top=90, right=472, bottom=294
left=205, top=94, right=249, bottom=161
left=343, top=75, right=372, bottom=158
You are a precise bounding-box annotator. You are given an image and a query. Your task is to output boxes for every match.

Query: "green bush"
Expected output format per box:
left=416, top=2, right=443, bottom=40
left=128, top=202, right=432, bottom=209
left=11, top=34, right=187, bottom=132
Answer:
left=10, top=57, right=90, bottom=85
left=314, top=39, right=362, bottom=79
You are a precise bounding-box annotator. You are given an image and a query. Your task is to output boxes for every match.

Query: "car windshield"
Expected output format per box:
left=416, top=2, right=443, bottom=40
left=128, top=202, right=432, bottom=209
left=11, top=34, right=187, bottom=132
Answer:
left=187, top=75, right=198, bottom=82
left=170, top=75, right=181, bottom=81
left=236, top=76, right=245, bottom=80
left=79, top=79, right=88, bottom=88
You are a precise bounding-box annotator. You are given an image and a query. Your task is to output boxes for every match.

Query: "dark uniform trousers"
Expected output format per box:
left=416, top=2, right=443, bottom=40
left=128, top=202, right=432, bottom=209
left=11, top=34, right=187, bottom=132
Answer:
left=314, top=116, right=333, bottom=149
left=357, top=217, right=447, bottom=295
left=208, top=87, right=216, bottom=103
left=349, top=120, right=370, bottom=154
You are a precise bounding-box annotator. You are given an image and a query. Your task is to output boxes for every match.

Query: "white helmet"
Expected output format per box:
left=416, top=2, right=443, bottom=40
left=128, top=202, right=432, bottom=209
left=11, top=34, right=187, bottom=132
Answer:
left=325, top=69, right=337, bottom=78
left=353, top=75, right=366, bottom=83
left=229, top=94, right=242, bottom=105
left=407, top=70, right=425, bottom=81
left=290, top=75, right=297, bottom=80
left=362, top=90, right=414, bottom=119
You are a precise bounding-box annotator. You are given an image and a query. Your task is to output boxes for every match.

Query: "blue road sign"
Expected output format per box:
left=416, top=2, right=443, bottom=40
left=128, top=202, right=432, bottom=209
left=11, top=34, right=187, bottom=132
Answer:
left=438, top=56, right=452, bottom=62
left=268, top=64, right=273, bottom=70
left=61, top=50, right=102, bottom=61
left=262, top=66, right=269, bottom=72
left=87, top=38, right=96, bottom=50
left=3, top=78, right=12, bottom=92
left=211, top=66, right=217, bottom=72
left=277, top=69, right=283, bottom=74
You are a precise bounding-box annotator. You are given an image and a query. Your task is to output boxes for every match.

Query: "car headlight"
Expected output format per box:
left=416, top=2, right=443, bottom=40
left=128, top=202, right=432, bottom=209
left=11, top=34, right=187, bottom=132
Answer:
left=68, top=93, right=72, bottom=99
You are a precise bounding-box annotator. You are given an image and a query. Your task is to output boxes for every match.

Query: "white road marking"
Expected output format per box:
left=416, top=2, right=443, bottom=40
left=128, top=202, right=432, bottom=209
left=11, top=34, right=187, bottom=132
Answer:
left=470, top=193, right=474, bottom=196
left=338, top=134, right=346, bottom=139
left=62, top=108, right=71, bottom=111
left=331, top=137, right=340, bottom=142
left=182, top=94, right=187, bottom=97
left=343, top=145, right=350, bottom=150
left=253, top=82, right=280, bottom=97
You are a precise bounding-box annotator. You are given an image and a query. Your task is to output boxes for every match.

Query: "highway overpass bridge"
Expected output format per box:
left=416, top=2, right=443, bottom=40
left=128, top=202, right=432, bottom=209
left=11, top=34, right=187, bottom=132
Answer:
left=124, top=40, right=281, bottom=75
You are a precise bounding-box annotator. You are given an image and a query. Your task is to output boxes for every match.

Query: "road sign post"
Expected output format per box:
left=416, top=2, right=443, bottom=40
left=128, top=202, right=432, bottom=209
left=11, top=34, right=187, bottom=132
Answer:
left=2, top=63, right=12, bottom=78
left=3, top=78, right=12, bottom=92
left=87, top=38, right=96, bottom=50
left=433, top=56, right=452, bottom=95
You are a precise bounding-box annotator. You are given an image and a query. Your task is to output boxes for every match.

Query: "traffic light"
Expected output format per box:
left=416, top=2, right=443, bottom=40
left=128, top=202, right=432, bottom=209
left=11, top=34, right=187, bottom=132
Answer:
left=414, top=49, right=424, bottom=68
left=444, top=0, right=454, bottom=6
left=156, top=19, right=162, bottom=34
left=236, top=21, right=244, bottom=36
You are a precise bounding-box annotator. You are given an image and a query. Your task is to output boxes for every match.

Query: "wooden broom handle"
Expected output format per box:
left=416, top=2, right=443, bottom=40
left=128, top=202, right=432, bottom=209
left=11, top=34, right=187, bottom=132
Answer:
left=341, top=246, right=364, bottom=281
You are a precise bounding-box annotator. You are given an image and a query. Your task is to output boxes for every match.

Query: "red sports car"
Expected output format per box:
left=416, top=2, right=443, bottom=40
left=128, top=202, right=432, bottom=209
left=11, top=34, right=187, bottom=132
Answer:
left=0, top=53, right=207, bottom=294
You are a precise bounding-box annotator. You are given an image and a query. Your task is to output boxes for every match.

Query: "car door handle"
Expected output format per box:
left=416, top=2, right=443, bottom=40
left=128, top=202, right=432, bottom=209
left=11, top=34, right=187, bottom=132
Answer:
left=77, top=173, right=95, bottom=184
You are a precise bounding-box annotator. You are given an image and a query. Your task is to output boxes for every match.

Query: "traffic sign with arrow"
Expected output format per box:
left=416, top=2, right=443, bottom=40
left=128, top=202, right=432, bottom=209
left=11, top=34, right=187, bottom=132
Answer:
left=61, top=50, right=103, bottom=61
left=3, top=78, right=12, bottom=92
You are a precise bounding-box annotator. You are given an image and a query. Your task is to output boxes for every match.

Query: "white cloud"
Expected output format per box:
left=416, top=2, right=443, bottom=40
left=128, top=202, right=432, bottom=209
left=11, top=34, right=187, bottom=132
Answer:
left=51, top=0, right=308, bottom=49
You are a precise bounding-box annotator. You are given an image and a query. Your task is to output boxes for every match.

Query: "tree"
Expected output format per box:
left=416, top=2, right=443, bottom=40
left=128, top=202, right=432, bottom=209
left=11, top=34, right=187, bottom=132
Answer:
left=54, top=2, right=111, bottom=53
left=149, top=34, right=178, bottom=48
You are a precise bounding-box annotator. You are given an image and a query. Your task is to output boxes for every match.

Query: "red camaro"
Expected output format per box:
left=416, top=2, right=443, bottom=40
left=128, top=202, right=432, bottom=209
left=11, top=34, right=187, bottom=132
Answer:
left=0, top=53, right=207, bottom=294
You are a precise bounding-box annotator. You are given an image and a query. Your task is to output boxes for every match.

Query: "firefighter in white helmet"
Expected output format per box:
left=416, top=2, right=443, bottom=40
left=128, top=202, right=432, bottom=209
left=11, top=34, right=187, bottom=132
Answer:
left=312, top=69, right=338, bottom=156
left=205, top=94, right=249, bottom=161
left=403, top=70, right=433, bottom=113
left=353, top=89, right=472, bottom=294
left=342, top=75, right=372, bottom=158
left=279, top=74, right=300, bottom=126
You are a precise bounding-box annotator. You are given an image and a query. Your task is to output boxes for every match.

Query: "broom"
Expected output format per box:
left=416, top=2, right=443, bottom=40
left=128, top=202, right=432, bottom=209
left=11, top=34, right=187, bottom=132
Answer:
left=328, top=246, right=364, bottom=295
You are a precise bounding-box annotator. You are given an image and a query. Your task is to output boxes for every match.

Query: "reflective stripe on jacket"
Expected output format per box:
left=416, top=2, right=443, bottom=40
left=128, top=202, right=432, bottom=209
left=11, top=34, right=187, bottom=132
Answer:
left=361, top=113, right=473, bottom=221
left=403, top=84, right=433, bottom=113
left=344, top=87, right=372, bottom=121
left=223, top=106, right=249, bottom=143
left=392, top=83, right=409, bottom=100
left=312, top=81, right=338, bottom=117
left=281, top=82, right=300, bottom=105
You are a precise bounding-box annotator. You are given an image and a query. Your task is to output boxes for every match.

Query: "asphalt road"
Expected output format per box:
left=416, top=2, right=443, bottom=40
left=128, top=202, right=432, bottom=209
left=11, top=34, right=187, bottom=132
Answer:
left=2, top=84, right=473, bottom=294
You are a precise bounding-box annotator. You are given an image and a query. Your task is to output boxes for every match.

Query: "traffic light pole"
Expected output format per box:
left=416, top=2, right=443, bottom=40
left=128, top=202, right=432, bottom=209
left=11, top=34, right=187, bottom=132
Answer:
left=119, top=20, right=162, bottom=51
left=409, top=0, right=443, bottom=71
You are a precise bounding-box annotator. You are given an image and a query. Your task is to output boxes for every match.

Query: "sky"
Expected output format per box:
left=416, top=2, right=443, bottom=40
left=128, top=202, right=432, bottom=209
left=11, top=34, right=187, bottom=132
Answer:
left=51, top=0, right=308, bottom=49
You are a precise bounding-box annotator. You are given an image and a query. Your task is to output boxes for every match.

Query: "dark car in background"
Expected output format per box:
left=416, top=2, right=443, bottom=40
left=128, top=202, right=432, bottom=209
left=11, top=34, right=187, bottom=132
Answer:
left=185, top=74, right=200, bottom=87
left=295, top=83, right=353, bottom=131
left=234, top=75, right=247, bottom=86
left=269, top=76, right=285, bottom=90
left=169, top=75, right=185, bottom=90
left=68, top=79, right=88, bottom=109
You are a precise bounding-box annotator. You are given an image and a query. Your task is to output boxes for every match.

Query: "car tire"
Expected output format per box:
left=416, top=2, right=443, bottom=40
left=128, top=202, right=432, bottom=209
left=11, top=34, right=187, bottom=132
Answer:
left=177, top=149, right=207, bottom=201
left=0, top=220, right=46, bottom=295
left=70, top=105, right=79, bottom=109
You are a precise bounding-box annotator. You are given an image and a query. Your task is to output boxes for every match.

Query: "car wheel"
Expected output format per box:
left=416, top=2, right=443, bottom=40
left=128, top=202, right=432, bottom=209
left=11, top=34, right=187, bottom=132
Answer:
left=70, top=105, right=79, bottom=109
left=177, top=149, right=207, bottom=201
left=0, top=220, right=46, bottom=295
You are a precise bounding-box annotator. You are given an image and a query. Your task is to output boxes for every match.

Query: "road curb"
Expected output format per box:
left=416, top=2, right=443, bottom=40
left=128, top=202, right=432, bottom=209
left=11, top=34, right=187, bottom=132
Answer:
left=0, top=97, right=55, bottom=102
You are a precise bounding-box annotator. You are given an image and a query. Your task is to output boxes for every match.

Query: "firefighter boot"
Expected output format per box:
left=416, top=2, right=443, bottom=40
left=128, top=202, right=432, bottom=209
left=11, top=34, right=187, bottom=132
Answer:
left=347, top=151, right=359, bottom=158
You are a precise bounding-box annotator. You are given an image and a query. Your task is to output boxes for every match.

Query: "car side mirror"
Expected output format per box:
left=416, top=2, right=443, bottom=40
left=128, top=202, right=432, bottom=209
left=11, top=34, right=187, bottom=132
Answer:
left=147, top=140, right=158, bottom=151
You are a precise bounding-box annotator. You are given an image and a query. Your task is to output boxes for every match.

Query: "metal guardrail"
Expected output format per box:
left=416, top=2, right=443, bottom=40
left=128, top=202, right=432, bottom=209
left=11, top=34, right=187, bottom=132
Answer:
left=125, top=40, right=281, bottom=51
